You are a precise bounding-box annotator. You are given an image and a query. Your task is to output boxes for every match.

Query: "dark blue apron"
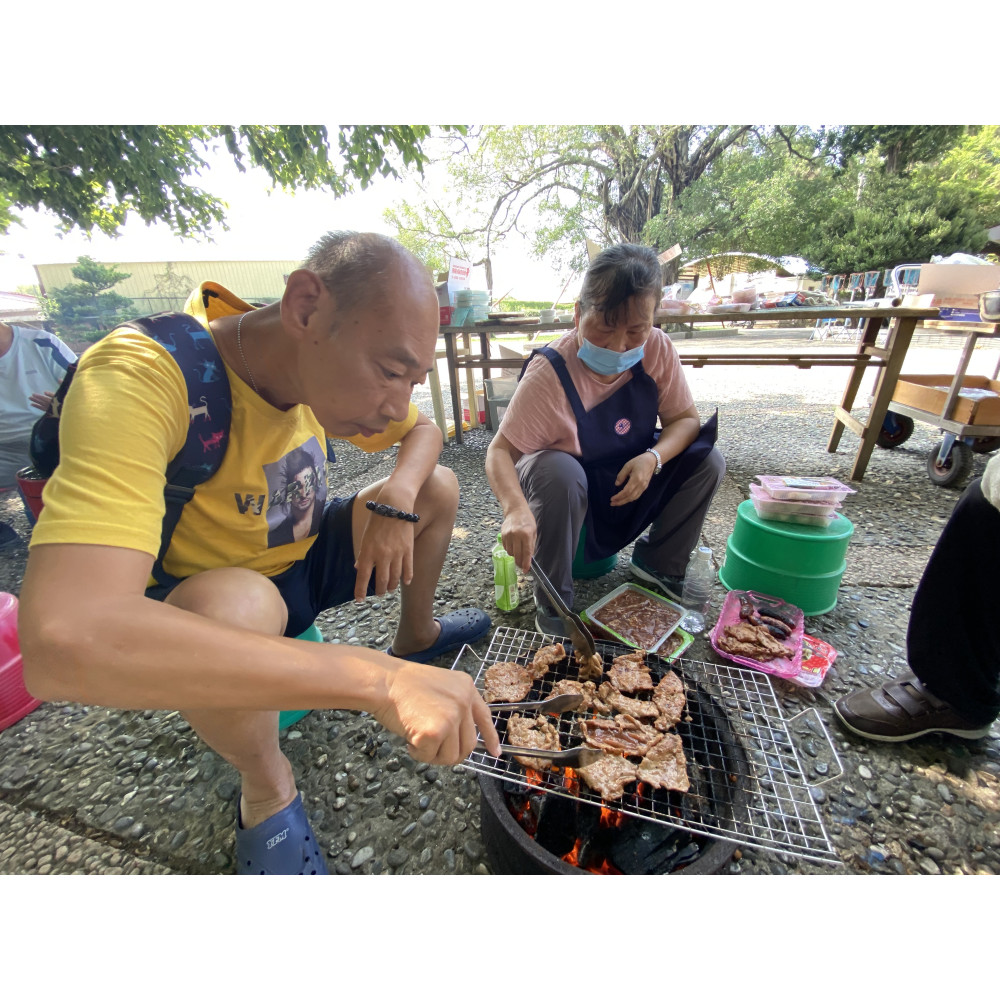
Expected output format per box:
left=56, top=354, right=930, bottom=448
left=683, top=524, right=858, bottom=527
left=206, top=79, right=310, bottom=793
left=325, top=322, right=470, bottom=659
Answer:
left=520, top=346, right=718, bottom=562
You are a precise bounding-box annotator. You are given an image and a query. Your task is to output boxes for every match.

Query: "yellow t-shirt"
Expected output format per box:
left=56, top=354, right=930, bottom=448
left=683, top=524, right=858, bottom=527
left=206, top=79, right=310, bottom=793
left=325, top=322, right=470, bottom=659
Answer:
left=29, top=282, right=419, bottom=584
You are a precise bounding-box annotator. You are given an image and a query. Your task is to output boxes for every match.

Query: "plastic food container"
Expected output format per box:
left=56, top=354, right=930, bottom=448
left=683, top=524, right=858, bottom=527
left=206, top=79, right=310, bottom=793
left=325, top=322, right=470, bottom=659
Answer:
left=709, top=590, right=804, bottom=682
left=582, top=583, right=684, bottom=654
left=656, top=627, right=694, bottom=663
left=749, top=483, right=841, bottom=516
left=658, top=300, right=691, bottom=315
left=749, top=484, right=840, bottom=527
left=755, top=475, right=856, bottom=503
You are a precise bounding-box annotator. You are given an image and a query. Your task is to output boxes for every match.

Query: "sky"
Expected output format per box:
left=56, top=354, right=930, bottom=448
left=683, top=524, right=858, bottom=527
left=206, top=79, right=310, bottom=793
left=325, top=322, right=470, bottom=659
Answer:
left=2, top=5, right=988, bottom=303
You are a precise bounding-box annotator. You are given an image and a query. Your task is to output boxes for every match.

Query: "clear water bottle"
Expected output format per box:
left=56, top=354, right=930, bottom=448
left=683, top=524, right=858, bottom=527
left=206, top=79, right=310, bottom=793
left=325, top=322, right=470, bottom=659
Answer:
left=680, top=545, right=714, bottom=634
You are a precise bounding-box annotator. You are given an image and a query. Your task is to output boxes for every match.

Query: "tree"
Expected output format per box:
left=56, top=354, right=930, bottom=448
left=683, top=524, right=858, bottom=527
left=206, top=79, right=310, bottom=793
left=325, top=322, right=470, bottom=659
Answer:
left=647, top=126, right=997, bottom=275
left=386, top=126, right=758, bottom=283
left=823, top=126, right=969, bottom=175
left=41, top=256, right=133, bottom=338
left=0, top=126, right=466, bottom=238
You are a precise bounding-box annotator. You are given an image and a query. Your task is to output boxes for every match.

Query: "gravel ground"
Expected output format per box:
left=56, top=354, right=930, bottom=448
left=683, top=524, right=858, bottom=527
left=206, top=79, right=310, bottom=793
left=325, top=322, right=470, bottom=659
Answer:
left=2, top=325, right=999, bottom=876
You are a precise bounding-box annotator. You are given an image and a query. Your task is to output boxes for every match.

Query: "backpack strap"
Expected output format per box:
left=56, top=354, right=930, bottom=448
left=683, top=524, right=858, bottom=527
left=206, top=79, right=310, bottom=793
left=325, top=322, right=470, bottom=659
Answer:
left=121, top=312, right=233, bottom=587
left=28, top=359, right=79, bottom=478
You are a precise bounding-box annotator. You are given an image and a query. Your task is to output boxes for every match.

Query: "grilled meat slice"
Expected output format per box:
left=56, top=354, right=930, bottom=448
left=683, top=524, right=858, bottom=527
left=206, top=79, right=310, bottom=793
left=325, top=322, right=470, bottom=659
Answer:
left=550, top=679, right=600, bottom=713
left=483, top=661, right=534, bottom=703
left=609, top=651, right=655, bottom=694
left=596, top=681, right=660, bottom=721
left=574, top=648, right=604, bottom=682
left=652, top=670, right=686, bottom=731
left=580, top=714, right=663, bottom=757
left=717, top=622, right=789, bottom=662
left=530, top=642, right=566, bottom=680
left=576, top=753, right=638, bottom=800
left=636, top=733, right=690, bottom=792
left=506, top=713, right=561, bottom=770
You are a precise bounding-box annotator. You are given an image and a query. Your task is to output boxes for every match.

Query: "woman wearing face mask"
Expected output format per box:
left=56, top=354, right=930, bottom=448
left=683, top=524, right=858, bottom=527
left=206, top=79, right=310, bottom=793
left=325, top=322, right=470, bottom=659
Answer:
left=485, top=243, right=725, bottom=634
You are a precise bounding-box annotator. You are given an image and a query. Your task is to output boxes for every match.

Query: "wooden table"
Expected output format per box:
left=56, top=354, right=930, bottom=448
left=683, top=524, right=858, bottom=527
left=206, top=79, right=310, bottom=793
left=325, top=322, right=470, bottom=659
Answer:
left=439, top=305, right=940, bottom=481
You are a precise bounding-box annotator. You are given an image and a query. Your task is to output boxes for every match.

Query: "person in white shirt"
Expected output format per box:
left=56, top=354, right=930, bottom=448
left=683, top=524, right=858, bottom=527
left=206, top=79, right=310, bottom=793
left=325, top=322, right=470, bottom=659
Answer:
left=0, top=322, right=76, bottom=547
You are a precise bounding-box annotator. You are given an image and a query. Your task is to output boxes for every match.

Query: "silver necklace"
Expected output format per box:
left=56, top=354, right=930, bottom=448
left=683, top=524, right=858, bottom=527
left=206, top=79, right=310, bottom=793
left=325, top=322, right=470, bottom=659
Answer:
left=236, top=312, right=258, bottom=395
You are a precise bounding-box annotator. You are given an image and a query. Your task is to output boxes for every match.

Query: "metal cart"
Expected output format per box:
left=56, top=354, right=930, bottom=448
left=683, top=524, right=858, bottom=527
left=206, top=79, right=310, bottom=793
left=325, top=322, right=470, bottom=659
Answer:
left=875, top=265, right=1000, bottom=486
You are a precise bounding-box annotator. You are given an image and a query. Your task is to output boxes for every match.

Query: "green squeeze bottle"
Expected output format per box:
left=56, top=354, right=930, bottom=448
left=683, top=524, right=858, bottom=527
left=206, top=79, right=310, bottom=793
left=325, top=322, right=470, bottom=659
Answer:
left=492, top=534, right=519, bottom=611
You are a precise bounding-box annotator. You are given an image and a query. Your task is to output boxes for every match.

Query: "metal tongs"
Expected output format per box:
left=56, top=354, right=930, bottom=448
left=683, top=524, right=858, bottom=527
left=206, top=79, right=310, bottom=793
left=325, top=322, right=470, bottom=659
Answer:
left=531, top=558, right=598, bottom=661
left=473, top=691, right=603, bottom=767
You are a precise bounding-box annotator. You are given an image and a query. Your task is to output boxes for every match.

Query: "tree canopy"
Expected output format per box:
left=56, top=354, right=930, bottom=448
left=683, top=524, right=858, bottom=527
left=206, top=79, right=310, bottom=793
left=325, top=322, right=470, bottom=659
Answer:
left=385, top=125, right=759, bottom=286
left=0, top=125, right=465, bottom=238
left=649, top=125, right=996, bottom=275
left=384, top=125, right=998, bottom=286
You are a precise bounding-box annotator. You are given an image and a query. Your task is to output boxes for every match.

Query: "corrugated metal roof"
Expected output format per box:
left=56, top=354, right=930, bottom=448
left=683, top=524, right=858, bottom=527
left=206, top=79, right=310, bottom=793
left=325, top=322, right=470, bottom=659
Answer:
left=34, top=260, right=301, bottom=302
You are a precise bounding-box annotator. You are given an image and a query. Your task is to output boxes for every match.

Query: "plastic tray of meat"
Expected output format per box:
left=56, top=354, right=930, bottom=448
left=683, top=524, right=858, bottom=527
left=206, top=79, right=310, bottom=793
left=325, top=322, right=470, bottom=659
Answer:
left=582, top=583, right=684, bottom=654
left=710, top=590, right=804, bottom=682
left=755, top=475, right=856, bottom=503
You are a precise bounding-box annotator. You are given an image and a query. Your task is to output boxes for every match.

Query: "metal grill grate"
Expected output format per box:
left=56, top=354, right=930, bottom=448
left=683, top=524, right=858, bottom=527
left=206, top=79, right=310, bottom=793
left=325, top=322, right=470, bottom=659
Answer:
left=457, top=626, right=840, bottom=865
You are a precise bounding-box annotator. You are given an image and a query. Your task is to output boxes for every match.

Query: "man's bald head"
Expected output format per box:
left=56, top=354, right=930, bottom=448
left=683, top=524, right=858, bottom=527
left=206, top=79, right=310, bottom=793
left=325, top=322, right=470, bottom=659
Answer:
left=303, top=231, right=433, bottom=316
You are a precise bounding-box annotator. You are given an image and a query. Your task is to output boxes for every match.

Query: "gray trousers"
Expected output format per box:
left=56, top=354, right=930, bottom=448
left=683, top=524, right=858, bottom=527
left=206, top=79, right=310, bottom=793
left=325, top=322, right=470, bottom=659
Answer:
left=516, top=447, right=726, bottom=610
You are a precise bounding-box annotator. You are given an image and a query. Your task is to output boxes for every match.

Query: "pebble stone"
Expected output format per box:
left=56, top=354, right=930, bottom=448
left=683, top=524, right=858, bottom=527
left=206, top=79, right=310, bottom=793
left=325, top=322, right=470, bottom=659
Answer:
left=1, top=329, right=998, bottom=878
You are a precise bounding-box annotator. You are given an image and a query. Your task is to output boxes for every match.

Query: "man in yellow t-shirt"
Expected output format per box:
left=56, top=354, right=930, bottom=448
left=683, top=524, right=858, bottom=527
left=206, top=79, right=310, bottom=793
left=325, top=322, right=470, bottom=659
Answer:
left=18, top=231, right=500, bottom=876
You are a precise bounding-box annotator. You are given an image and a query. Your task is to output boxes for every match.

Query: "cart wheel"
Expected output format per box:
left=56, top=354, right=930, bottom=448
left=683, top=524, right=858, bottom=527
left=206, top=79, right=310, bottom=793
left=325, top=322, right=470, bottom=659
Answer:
left=876, top=413, right=915, bottom=449
left=926, top=441, right=974, bottom=488
left=971, top=437, right=1000, bottom=454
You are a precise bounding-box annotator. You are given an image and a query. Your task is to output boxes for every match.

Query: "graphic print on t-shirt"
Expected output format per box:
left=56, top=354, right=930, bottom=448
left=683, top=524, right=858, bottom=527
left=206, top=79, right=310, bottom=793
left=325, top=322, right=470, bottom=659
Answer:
left=263, top=437, right=328, bottom=549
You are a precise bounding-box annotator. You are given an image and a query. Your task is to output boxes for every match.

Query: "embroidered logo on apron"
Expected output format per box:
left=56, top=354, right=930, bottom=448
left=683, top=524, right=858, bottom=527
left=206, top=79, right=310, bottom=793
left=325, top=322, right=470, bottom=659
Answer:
left=614, top=417, right=632, bottom=436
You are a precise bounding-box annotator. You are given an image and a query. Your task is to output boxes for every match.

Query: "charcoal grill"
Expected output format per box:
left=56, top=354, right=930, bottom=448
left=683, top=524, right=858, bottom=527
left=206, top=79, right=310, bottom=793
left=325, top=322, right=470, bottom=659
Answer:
left=453, top=626, right=842, bottom=866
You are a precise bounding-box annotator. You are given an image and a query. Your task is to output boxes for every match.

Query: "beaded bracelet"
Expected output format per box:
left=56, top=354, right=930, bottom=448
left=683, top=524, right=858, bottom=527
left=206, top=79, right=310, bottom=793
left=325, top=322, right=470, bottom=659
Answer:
left=365, top=500, right=420, bottom=523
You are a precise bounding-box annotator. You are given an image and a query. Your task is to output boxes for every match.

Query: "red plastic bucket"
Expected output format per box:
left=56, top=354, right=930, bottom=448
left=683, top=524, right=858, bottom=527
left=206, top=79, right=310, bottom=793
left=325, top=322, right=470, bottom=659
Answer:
left=15, top=466, right=46, bottom=526
left=0, top=592, right=42, bottom=732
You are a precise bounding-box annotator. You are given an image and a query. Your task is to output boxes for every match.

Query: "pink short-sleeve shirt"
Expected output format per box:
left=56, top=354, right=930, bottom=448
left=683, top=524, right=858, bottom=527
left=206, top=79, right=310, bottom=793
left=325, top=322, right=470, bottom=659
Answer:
left=499, top=328, right=694, bottom=457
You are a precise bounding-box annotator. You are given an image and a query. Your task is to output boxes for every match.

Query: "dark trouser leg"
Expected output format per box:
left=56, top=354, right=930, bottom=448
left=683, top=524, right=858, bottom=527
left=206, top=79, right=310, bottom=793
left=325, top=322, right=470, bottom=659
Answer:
left=516, top=450, right=588, bottom=610
left=907, top=477, right=1000, bottom=726
left=632, top=448, right=726, bottom=577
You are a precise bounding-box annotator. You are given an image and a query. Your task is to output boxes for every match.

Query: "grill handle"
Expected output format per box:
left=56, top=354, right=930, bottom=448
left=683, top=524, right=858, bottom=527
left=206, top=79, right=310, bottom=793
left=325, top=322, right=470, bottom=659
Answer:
left=786, top=706, right=844, bottom=787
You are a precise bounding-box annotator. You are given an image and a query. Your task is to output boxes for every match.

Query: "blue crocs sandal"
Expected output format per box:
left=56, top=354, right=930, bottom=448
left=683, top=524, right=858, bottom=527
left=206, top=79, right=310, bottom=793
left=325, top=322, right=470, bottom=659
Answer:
left=386, top=607, right=491, bottom=664
left=235, top=793, right=328, bottom=875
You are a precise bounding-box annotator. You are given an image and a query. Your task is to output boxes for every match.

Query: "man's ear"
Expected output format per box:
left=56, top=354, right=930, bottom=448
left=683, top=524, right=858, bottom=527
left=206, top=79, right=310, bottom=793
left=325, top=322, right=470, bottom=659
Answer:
left=281, top=269, right=327, bottom=340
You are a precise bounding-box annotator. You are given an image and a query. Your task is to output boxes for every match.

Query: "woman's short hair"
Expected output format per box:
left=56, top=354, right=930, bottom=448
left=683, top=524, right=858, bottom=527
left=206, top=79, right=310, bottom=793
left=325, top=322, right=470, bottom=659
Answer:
left=303, top=231, right=420, bottom=314
left=578, top=243, right=662, bottom=326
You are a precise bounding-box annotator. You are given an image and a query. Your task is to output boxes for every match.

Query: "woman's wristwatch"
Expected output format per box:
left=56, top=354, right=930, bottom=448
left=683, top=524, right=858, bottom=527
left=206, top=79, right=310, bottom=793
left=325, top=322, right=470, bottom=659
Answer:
left=644, top=447, right=662, bottom=475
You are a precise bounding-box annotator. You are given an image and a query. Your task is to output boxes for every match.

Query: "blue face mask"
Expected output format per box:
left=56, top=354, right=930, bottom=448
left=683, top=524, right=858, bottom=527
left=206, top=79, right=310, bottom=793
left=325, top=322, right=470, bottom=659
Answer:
left=577, top=337, right=645, bottom=375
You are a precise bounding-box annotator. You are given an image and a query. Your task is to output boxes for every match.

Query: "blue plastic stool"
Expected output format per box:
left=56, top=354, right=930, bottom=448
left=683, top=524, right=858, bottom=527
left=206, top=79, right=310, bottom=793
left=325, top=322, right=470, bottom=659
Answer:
left=278, top=622, right=324, bottom=730
left=571, top=525, right=617, bottom=579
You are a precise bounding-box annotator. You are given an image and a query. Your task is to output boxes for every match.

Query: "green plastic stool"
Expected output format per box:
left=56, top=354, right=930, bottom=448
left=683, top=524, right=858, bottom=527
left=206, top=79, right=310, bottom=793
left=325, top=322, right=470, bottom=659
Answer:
left=571, top=525, right=617, bottom=579
left=278, top=622, right=324, bottom=730
left=719, top=500, right=855, bottom=616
